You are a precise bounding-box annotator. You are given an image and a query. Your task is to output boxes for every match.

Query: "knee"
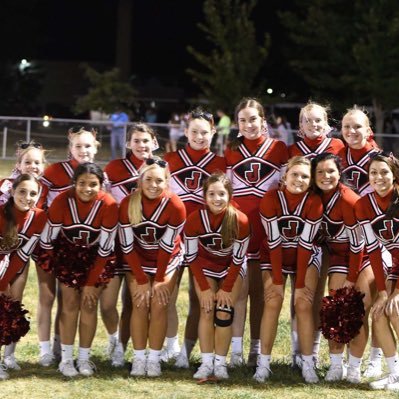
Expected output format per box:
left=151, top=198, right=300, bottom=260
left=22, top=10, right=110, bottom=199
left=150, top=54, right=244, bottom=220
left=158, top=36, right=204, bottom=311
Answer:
left=39, top=290, right=56, bottom=307
left=200, top=308, right=215, bottom=323
left=295, top=299, right=312, bottom=314
left=264, top=297, right=283, bottom=314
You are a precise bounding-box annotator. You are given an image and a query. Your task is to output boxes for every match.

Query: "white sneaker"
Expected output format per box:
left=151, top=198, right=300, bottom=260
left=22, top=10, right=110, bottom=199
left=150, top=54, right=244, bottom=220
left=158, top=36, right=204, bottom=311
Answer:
left=346, top=366, right=361, bottom=384
left=160, top=348, right=180, bottom=362
left=146, top=360, right=162, bottom=377
left=253, top=365, right=271, bottom=383
left=302, top=363, right=319, bottom=384
left=39, top=353, right=55, bottom=367
left=4, top=355, right=21, bottom=371
left=363, top=360, right=383, bottom=378
left=370, top=373, right=399, bottom=390
left=0, top=363, right=9, bottom=380
left=130, top=358, right=146, bottom=377
left=174, top=353, right=190, bottom=369
left=58, top=360, right=78, bottom=377
left=325, top=364, right=346, bottom=381
left=111, top=346, right=125, bottom=367
left=247, top=352, right=259, bottom=367
left=229, top=352, right=244, bottom=367
left=214, top=364, right=229, bottom=379
left=77, top=359, right=96, bottom=376
left=291, top=353, right=303, bottom=369
left=193, top=363, right=214, bottom=379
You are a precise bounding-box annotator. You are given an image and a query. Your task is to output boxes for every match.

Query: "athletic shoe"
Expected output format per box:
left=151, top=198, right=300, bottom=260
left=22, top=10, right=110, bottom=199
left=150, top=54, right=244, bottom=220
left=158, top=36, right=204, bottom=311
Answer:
left=229, top=352, right=244, bottom=367
left=325, top=364, right=346, bottom=381
left=77, top=359, right=96, bottom=376
left=160, top=348, right=180, bottom=362
left=58, top=360, right=79, bottom=377
left=346, top=366, right=361, bottom=384
left=214, top=364, right=229, bottom=379
left=39, top=353, right=55, bottom=367
left=363, top=360, right=383, bottom=378
left=302, top=363, right=319, bottom=384
left=370, top=373, right=399, bottom=390
left=146, top=360, right=162, bottom=377
left=130, top=358, right=146, bottom=377
left=247, top=352, right=259, bottom=368
left=174, top=353, right=190, bottom=369
left=0, top=363, right=9, bottom=380
left=193, top=363, right=214, bottom=379
left=4, top=355, right=21, bottom=370
left=291, top=353, right=303, bottom=369
left=111, top=346, right=125, bottom=367
left=253, top=365, right=271, bottom=383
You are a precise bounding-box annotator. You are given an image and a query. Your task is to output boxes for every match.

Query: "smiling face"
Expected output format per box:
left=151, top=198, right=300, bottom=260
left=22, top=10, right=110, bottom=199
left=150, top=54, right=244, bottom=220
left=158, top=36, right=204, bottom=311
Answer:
left=315, top=159, right=340, bottom=193
left=70, top=132, right=98, bottom=163
left=18, top=148, right=45, bottom=178
left=300, top=106, right=328, bottom=140
left=12, top=180, right=39, bottom=211
left=341, top=111, right=371, bottom=149
left=75, top=173, right=101, bottom=202
left=237, top=107, right=264, bottom=140
left=185, top=118, right=214, bottom=150
left=284, top=164, right=311, bottom=194
left=205, top=181, right=230, bottom=214
left=369, top=160, right=394, bottom=197
left=129, top=131, right=153, bottom=160
left=141, top=166, right=168, bottom=200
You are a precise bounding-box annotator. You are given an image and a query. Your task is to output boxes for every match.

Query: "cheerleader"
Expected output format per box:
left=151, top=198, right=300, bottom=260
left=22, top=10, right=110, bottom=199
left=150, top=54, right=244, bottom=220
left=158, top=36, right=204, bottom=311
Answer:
left=0, top=174, right=47, bottom=378
left=39, top=163, right=118, bottom=377
left=119, top=158, right=186, bottom=377
left=164, top=109, right=226, bottom=367
left=185, top=172, right=249, bottom=380
left=39, top=127, right=100, bottom=364
left=354, top=153, right=399, bottom=391
left=103, top=123, right=158, bottom=367
left=288, top=102, right=344, bottom=159
left=339, top=108, right=384, bottom=377
left=254, top=156, right=323, bottom=383
left=311, top=153, right=372, bottom=382
left=224, top=98, right=288, bottom=366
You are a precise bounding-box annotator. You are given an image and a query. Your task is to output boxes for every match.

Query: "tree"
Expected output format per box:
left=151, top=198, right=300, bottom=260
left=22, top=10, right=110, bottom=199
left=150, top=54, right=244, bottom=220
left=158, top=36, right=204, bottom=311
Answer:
left=187, top=0, right=270, bottom=112
left=73, top=65, right=136, bottom=115
left=280, top=0, right=399, bottom=133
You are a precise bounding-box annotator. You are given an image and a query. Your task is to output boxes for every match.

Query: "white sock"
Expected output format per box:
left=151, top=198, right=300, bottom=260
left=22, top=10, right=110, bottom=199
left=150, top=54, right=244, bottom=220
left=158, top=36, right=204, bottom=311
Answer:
left=78, top=347, right=90, bottom=362
left=4, top=343, right=16, bottom=357
left=386, top=354, right=399, bottom=375
left=134, top=349, right=146, bottom=360
left=250, top=339, right=260, bottom=354
left=369, top=347, right=383, bottom=362
left=39, top=341, right=51, bottom=357
left=313, top=331, right=321, bottom=357
left=258, top=354, right=271, bottom=368
left=348, top=354, right=362, bottom=368
left=61, top=344, right=74, bottom=362
left=201, top=353, right=214, bottom=365
left=329, top=353, right=344, bottom=366
left=214, top=354, right=226, bottom=366
left=166, top=335, right=180, bottom=352
left=291, top=330, right=299, bottom=354
left=231, top=337, right=243, bottom=354
left=108, top=330, right=119, bottom=342
left=148, top=349, right=161, bottom=362
left=180, top=339, right=195, bottom=359
left=302, top=354, right=314, bottom=366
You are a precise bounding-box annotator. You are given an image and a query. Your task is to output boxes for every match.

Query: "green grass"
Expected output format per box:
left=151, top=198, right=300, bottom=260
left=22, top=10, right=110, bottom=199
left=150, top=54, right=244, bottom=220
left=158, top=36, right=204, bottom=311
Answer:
left=1, top=161, right=398, bottom=398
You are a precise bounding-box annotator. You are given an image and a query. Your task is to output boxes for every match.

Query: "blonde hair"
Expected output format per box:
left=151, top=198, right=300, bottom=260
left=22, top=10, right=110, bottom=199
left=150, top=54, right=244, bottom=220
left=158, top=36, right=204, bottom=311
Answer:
left=68, top=127, right=100, bottom=148
left=128, top=158, right=170, bottom=225
left=280, top=156, right=311, bottom=188
left=203, top=172, right=238, bottom=247
left=298, top=101, right=330, bottom=138
left=342, top=106, right=371, bottom=128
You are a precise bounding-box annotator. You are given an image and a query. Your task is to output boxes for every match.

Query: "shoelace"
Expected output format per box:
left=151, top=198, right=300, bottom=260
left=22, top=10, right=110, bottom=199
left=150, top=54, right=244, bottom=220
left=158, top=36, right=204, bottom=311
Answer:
left=0, top=362, right=8, bottom=372
left=79, top=360, right=96, bottom=371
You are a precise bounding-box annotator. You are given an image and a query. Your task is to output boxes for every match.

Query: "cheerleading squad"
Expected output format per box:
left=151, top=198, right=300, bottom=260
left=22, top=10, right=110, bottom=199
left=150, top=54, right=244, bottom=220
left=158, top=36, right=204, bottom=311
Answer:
left=0, top=99, right=399, bottom=392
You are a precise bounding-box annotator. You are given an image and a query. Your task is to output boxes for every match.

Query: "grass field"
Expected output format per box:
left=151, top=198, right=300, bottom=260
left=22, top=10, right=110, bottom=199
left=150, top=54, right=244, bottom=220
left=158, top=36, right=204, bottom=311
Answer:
left=0, top=161, right=398, bottom=398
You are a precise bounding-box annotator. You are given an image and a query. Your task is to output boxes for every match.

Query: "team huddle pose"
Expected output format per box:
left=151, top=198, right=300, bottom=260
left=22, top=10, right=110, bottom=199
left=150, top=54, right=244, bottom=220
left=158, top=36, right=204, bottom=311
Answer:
left=1, top=99, right=399, bottom=392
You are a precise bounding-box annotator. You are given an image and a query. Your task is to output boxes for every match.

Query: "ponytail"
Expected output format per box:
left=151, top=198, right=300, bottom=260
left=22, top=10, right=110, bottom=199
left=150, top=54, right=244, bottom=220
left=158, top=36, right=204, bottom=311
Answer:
left=0, top=197, right=19, bottom=251
left=220, top=203, right=239, bottom=247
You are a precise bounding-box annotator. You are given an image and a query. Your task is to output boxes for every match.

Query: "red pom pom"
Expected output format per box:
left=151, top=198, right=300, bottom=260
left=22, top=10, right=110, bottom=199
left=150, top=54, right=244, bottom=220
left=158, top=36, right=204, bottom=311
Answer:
left=320, top=286, right=365, bottom=344
left=0, top=294, right=30, bottom=346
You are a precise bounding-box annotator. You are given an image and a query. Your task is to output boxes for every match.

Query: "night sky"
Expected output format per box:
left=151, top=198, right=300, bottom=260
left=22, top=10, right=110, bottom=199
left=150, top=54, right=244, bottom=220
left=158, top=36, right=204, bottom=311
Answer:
left=0, top=0, right=297, bottom=95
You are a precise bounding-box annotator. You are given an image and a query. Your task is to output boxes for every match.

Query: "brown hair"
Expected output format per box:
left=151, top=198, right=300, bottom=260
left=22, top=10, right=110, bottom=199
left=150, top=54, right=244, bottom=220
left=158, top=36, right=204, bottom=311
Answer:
left=127, top=122, right=157, bottom=142
left=203, top=171, right=239, bottom=247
